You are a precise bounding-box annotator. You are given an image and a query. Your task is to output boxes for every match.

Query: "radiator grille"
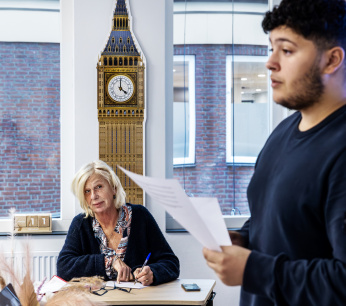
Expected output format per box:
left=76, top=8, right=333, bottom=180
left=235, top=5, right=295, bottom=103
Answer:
left=4, top=252, right=59, bottom=282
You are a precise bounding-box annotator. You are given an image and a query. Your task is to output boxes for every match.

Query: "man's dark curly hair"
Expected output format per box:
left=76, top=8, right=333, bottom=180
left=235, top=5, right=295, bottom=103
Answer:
left=262, top=0, right=346, bottom=52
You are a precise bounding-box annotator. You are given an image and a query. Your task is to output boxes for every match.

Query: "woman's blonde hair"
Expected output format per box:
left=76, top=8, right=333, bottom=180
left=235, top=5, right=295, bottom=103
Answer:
left=71, top=160, right=126, bottom=218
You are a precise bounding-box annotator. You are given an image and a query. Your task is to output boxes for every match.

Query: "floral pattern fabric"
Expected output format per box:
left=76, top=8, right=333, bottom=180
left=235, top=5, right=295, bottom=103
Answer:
left=92, top=204, right=132, bottom=279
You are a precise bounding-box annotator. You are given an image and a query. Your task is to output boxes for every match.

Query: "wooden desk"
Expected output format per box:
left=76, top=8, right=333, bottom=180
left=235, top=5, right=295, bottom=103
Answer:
left=89, top=278, right=216, bottom=305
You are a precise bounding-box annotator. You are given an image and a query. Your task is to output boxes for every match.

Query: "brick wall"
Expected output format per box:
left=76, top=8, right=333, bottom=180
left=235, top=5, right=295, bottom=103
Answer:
left=173, top=44, right=268, bottom=215
left=0, top=42, right=60, bottom=217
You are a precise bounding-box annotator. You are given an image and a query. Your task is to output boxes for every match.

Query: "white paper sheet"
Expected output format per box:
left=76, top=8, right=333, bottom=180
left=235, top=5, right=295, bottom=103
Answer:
left=118, top=166, right=231, bottom=251
left=39, top=275, right=67, bottom=294
left=105, top=281, right=148, bottom=289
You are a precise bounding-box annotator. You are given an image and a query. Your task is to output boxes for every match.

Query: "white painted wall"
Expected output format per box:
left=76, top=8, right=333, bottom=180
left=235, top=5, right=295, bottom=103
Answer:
left=0, top=0, right=60, bottom=43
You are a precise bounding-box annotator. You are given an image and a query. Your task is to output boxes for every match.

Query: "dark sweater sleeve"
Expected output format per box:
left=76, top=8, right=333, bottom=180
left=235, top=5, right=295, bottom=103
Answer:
left=243, top=151, right=346, bottom=305
left=57, top=214, right=107, bottom=281
left=129, top=205, right=180, bottom=286
left=238, top=218, right=250, bottom=248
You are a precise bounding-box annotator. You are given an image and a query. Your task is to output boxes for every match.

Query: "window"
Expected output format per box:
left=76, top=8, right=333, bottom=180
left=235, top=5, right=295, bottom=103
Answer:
left=0, top=0, right=77, bottom=232
left=0, top=41, right=61, bottom=216
left=226, top=55, right=270, bottom=164
left=0, top=1, right=60, bottom=221
left=168, top=0, right=286, bottom=231
left=173, top=55, right=196, bottom=165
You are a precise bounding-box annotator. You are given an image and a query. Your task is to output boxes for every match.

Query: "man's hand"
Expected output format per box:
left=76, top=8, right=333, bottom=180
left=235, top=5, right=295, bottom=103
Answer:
left=112, top=258, right=134, bottom=283
left=203, top=245, right=251, bottom=286
left=133, top=266, right=154, bottom=286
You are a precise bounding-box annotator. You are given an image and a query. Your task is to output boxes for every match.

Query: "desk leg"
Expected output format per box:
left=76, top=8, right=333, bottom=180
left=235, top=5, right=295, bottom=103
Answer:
left=206, top=291, right=216, bottom=306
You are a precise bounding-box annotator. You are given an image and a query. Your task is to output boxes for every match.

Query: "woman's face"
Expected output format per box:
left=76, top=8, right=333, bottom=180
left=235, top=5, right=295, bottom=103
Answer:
left=84, top=173, right=116, bottom=217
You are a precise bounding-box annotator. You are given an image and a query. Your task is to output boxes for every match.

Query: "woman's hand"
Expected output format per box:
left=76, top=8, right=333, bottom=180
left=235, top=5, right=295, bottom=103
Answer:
left=133, top=266, right=153, bottom=286
left=112, top=257, right=134, bottom=283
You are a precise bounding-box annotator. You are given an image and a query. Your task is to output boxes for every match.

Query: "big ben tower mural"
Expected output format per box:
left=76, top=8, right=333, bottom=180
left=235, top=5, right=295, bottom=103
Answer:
left=97, top=0, right=146, bottom=205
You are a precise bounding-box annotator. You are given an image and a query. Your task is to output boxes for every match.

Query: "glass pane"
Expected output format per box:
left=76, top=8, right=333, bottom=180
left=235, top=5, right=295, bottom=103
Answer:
left=234, top=61, right=268, bottom=157
left=173, top=60, right=190, bottom=160
left=228, top=57, right=269, bottom=161
left=172, top=0, right=269, bottom=218
left=0, top=3, right=61, bottom=218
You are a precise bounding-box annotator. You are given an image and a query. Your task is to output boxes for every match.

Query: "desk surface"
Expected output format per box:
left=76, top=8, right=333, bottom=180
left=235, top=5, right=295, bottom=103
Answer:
left=89, top=278, right=216, bottom=305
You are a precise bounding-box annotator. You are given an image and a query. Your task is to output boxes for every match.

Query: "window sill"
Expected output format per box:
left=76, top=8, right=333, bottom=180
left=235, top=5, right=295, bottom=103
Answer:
left=173, top=163, right=196, bottom=168
left=0, top=231, right=67, bottom=236
left=226, top=162, right=255, bottom=167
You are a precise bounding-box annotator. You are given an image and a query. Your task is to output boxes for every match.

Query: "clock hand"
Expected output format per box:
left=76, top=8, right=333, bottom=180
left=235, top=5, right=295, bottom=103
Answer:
left=117, top=85, right=127, bottom=94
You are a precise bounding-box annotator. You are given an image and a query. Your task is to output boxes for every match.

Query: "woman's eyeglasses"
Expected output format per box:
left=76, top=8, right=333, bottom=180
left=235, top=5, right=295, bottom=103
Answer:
left=90, top=283, right=130, bottom=296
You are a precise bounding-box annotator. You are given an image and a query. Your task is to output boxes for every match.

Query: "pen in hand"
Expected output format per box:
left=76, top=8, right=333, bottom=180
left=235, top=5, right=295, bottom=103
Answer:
left=129, top=253, right=151, bottom=292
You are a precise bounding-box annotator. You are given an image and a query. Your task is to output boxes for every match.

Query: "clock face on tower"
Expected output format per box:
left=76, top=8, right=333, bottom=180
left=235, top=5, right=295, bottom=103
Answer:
left=107, top=75, right=134, bottom=103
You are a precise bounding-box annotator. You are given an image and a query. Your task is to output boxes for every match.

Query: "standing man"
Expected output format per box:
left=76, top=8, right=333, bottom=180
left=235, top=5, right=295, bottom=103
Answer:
left=203, top=0, right=346, bottom=305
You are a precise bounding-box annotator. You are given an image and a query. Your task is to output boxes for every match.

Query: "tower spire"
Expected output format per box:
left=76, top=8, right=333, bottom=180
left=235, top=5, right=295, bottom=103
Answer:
left=101, top=0, right=139, bottom=57
left=113, top=0, right=129, bottom=31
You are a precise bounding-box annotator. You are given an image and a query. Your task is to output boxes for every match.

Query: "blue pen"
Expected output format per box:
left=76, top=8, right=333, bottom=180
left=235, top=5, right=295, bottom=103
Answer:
left=133, top=253, right=151, bottom=287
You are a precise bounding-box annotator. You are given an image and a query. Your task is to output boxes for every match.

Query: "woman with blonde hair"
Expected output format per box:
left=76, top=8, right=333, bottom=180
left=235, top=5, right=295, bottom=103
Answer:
left=57, top=160, right=179, bottom=286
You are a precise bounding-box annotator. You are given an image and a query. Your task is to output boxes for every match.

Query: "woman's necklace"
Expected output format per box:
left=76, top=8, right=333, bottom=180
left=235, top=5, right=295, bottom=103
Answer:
left=98, top=210, right=119, bottom=244
left=107, top=231, right=115, bottom=242
left=105, top=228, right=115, bottom=243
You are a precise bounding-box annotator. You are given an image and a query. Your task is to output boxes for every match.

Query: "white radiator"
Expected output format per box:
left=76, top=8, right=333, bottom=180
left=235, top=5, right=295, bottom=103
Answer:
left=4, top=252, right=59, bottom=282
left=32, top=252, right=59, bottom=281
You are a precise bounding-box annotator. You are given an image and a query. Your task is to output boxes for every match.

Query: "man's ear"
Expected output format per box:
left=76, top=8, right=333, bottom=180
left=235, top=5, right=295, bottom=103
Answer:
left=323, top=46, right=345, bottom=75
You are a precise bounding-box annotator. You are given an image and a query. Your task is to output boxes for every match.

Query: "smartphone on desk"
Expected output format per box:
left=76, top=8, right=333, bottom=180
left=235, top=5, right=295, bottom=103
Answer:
left=181, top=283, right=201, bottom=291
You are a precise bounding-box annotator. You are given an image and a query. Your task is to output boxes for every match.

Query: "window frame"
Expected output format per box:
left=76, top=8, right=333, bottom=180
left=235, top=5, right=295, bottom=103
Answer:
left=173, top=54, right=196, bottom=166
